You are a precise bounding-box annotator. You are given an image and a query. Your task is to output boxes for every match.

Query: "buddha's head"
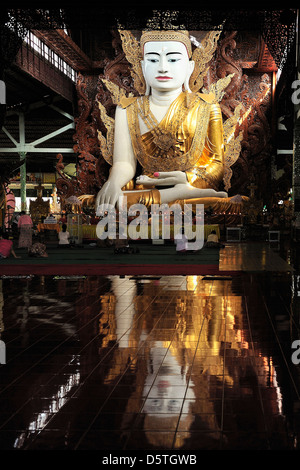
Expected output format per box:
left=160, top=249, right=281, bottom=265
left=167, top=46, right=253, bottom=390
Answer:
left=140, top=30, right=195, bottom=95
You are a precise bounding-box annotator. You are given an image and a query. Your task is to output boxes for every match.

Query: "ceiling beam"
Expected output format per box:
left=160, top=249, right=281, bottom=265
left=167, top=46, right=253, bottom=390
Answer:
left=0, top=108, right=75, bottom=155
left=6, top=95, right=67, bottom=117
left=30, top=123, right=75, bottom=147
left=0, top=147, right=74, bottom=153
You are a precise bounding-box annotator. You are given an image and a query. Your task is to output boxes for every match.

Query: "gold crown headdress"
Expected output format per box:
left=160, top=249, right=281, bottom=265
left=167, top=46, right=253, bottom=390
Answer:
left=140, top=30, right=192, bottom=58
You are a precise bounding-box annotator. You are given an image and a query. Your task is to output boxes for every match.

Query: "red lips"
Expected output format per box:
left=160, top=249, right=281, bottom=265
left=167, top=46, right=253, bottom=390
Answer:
left=155, top=76, right=172, bottom=80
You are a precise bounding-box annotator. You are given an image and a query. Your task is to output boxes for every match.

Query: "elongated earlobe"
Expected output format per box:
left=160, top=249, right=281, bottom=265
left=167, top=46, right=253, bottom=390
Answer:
left=183, top=78, right=191, bottom=93
left=141, top=59, right=150, bottom=95
left=183, top=60, right=195, bottom=93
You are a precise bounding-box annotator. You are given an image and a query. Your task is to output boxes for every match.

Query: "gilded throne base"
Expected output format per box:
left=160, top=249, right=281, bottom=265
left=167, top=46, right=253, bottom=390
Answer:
left=79, top=189, right=248, bottom=217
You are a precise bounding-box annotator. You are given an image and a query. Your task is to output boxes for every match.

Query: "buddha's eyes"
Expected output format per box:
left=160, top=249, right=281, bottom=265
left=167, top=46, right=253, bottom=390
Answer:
left=146, top=55, right=181, bottom=63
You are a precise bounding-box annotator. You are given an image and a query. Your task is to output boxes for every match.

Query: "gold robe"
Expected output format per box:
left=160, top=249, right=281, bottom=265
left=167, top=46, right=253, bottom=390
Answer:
left=115, top=92, right=248, bottom=215
left=79, top=91, right=247, bottom=216
left=125, top=91, right=224, bottom=191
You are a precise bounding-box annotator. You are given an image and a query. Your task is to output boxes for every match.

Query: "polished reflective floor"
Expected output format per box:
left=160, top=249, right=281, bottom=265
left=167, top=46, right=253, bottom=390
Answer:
left=1, top=242, right=300, bottom=450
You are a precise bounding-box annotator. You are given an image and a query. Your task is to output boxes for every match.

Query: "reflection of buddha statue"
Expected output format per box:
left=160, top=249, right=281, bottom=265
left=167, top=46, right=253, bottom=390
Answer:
left=81, top=29, right=248, bottom=216
left=99, top=276, right=238, bottom=449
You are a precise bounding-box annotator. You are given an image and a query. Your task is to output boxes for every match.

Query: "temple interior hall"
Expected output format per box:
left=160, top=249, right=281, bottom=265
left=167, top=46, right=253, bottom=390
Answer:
left=1, top=6, right=300, bottom=454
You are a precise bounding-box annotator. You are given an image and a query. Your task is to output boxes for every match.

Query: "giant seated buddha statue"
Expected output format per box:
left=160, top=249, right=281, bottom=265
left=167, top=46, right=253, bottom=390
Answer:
left=80, top=28, right=248, bottom=215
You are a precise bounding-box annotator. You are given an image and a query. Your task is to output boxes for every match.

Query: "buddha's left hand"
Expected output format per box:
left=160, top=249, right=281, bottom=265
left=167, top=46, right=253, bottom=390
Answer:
left=136, top=171, right=187, bottom=187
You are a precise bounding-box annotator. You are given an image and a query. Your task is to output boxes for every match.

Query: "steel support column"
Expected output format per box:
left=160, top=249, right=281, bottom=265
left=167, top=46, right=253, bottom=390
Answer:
left=18, top=113, right=27, bottom=212
left=19, top=152, right=27, bottom=212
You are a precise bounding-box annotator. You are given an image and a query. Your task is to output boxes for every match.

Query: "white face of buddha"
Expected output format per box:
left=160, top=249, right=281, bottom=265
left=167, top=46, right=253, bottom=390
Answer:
left=141, top=41, right=194, bottom=94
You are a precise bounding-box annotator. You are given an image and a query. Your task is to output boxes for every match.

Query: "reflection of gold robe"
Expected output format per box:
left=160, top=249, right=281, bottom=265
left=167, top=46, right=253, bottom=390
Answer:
left=125, top=91, right=224, bottom=190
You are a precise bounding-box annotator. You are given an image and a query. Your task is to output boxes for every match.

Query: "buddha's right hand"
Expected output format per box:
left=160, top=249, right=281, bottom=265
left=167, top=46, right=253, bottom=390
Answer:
left=95, top=180, right=123, bottom=213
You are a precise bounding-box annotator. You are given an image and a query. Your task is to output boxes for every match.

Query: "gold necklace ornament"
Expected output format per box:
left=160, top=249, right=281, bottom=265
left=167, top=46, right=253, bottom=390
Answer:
left=136, top=97, right=180, bottom=156
left=127, top=92, right=212, bottom=173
